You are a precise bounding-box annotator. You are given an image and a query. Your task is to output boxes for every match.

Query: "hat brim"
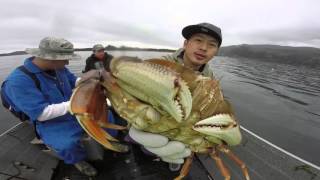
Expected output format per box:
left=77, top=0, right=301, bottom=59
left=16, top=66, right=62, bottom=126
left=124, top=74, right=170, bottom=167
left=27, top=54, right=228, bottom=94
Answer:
left=25, top=48, right=80, bottom=61
left=182, top=25, right=222, bottom=46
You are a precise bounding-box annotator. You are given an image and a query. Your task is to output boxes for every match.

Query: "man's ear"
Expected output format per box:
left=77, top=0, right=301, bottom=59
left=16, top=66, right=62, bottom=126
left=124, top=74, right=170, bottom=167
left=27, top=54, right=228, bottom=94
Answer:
left=216, top=46, right=220, bottom=52
left=183, top=40, right=188, bottom=49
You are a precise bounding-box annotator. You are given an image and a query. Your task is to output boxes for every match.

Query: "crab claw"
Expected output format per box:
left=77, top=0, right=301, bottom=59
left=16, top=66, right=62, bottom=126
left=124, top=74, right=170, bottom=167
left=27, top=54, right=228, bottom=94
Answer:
left=110, top=57, right=192, bottom=122
left=70, top=79, right=128, bottom=152
left=192, top=114, right=242, bottom=146
left=101, top=74, right=161, bottom=130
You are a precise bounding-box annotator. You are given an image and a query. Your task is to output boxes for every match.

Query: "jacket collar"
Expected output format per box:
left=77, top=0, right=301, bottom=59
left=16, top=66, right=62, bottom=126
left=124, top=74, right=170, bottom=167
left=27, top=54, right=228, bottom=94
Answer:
left=23, top=57, right=43, bottom=73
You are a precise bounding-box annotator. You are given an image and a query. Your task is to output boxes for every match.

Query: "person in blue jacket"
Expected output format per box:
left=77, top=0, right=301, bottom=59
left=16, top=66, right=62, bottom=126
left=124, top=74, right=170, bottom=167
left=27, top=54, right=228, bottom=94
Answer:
left=3, top=37, right=99, bottom=176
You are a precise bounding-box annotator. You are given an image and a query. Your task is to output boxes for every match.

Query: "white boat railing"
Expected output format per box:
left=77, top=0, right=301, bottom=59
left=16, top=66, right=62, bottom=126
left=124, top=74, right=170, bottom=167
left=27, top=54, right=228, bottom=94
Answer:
left=0, top=122, right=22, bottom=137
left=240, top=126, right=320, bottom=171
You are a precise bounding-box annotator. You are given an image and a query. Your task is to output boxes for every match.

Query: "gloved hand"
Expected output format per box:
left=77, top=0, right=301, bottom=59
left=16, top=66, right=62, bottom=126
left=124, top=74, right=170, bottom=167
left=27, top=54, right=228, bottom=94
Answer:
left=76, top=69, right=102, bottom=86
left=129, top=127, right=191, bottom=164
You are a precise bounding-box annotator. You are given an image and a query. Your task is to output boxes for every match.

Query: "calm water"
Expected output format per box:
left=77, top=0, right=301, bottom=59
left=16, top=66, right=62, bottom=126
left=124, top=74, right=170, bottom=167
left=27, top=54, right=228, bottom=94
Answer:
left=0, top=51, right=319, bottom=166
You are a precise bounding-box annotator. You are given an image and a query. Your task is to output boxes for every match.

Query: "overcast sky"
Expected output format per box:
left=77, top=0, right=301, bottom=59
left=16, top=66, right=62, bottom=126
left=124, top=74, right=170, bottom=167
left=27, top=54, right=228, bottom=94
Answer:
left=0, top=0, right=319, bottom=53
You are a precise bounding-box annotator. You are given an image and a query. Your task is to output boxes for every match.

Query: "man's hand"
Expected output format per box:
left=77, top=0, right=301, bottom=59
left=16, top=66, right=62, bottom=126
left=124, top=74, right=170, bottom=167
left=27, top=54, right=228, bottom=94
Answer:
left=129, top=127, right=191, bottom=164
left=100, top=70, right=116, bottom=84
left=76, top=69, right=101, bottom=86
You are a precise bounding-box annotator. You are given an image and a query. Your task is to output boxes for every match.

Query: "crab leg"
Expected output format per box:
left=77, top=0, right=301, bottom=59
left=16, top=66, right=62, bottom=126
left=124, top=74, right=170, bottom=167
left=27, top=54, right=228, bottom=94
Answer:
left=210, top=147, right=231, bottom=180
left=218, top=145, right=250, bottom=180
left=98, top=120, right=127, bottom=130
left=78, top=116, right=127, bottom=152
left=70, top=79, right=127, bottom=152
left=174, top=152, right=194, bottom=180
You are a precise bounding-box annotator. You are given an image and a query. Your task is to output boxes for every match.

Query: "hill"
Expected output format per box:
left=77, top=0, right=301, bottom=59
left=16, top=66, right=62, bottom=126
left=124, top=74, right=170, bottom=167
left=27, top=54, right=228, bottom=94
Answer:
left=219, top=44, right=320, bottom=67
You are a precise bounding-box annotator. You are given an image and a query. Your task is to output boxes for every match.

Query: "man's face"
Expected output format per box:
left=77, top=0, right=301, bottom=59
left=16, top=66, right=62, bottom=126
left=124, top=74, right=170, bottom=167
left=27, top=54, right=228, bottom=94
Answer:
left=183, top=33, right=219, bottom=67
left=94, top=49, right=105, bottom=60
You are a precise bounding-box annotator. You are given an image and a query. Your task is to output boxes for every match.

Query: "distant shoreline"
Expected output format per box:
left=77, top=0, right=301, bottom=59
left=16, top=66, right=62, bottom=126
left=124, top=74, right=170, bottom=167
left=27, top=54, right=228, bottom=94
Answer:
left=1, top=44, right=320, bottom=67
left=0, top=46, right=176, bottom=57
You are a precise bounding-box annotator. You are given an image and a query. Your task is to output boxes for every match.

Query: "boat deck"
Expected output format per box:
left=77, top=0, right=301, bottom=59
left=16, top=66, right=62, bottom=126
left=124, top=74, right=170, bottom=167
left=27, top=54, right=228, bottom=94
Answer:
left=0, top=122, right=319, bottom=180
left=0, top=123, right=58, bottom=180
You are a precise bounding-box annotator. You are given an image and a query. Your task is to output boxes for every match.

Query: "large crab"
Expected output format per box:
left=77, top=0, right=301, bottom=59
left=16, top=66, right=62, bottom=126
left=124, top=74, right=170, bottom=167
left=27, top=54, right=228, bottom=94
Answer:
left=70, top=56, right=250, bottom=180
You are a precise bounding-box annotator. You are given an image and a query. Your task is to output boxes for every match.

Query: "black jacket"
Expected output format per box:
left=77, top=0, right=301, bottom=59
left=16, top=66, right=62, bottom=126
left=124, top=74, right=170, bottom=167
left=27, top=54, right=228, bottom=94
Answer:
left=83, top=53, right=113, bottom=73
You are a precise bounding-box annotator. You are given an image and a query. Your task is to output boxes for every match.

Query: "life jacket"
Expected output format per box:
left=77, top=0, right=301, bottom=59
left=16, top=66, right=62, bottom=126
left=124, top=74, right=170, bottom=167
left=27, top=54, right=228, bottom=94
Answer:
left=1, top=65, right=40, bottom=121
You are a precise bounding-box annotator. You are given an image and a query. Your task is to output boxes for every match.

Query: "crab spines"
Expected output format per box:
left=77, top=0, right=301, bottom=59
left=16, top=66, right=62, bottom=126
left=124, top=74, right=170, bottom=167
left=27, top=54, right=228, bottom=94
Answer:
left=193, top=114, right=242, bottom=146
